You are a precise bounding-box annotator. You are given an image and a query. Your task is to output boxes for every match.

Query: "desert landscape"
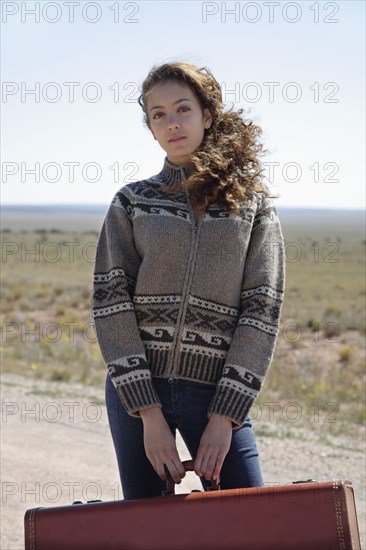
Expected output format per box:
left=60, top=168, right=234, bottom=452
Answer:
left=1, top=205, right=365, bottom=548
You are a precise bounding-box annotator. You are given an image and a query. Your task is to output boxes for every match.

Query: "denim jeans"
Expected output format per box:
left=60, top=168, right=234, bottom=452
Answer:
left=105, top=373, right=264, bottom=500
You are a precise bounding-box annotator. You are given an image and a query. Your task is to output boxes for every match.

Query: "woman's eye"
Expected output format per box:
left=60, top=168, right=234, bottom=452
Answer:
left=151, top=107, right=190, bottom=120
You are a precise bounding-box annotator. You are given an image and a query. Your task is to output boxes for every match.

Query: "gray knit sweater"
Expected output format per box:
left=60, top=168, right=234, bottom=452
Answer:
left=91, top=156, right=285, bottom=430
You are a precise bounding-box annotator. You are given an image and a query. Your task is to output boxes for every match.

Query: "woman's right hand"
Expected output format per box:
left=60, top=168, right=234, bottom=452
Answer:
left=139, top=406, right=186, bottom=485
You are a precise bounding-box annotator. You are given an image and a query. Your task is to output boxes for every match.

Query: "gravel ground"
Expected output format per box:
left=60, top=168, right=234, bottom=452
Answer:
left=1, top=373, right=365, bottom=549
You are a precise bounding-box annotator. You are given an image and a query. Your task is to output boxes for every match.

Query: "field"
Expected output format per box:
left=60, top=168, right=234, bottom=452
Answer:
left=1, top=206, right=365, bottom=435
left=1, top=206, right=365, bottom=548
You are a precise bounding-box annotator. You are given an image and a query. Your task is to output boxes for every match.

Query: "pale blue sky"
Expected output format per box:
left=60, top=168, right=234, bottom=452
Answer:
left=1, top=0, right=365, bottom=208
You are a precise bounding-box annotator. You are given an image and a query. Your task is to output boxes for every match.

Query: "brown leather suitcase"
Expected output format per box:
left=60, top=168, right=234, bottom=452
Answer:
left=24, top=460, right=361, bottom=550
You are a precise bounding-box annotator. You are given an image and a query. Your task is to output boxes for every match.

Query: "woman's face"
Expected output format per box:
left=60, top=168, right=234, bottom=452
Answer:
left=146, top=80, right=212, bottom=166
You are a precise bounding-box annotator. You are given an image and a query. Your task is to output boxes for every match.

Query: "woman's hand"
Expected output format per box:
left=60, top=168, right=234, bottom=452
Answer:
left=140, top=407, right=186, bottom=485
left=194, top=414, right=233, bottom=482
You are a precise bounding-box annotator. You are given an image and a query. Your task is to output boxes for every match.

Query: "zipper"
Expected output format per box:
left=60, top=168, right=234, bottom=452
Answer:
left=167, top=189, right=202, bottom=382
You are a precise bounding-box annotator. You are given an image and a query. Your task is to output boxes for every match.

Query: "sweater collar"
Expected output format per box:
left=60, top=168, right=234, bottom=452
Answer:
left=157, top=156, right=196, bottom=187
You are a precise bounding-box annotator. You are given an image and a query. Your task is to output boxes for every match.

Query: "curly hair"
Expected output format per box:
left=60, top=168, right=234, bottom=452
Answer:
left=138, top=61, right=275, bottom=214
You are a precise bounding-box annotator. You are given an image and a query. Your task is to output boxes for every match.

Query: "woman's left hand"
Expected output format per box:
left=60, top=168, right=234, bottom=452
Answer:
left=194, top=414, right=233, bottom=482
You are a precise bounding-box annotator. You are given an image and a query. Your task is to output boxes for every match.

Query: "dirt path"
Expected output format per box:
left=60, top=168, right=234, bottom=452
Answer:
left=1, top=373, right=365, bottom=549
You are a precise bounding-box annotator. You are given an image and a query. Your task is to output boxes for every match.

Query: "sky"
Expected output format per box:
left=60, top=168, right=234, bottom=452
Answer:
left=1, top=0, right=365, bottom=208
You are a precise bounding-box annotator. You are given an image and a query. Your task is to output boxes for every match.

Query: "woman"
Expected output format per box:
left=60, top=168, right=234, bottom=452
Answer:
left=91, top=61, right=285, bottom=500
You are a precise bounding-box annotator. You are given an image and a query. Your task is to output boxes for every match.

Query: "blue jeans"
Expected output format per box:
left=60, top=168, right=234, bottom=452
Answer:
left=105, top=373, right=264, bottom=500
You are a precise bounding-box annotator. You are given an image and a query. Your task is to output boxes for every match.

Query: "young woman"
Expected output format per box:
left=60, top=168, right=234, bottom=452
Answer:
left=91, top=61, right=285, bottom=500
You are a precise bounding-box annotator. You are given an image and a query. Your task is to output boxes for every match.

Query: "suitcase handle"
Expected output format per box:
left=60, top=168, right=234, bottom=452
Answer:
left=164, top=459, right=221, bottom=495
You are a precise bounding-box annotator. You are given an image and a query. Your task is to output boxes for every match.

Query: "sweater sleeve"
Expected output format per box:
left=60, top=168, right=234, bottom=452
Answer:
left=91, top=190, right=162, bottom=418
left=207, top=195, right=285, bottom=430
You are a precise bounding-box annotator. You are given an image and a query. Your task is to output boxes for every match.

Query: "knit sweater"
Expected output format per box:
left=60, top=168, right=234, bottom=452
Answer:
left=91, top=156, right=285, bottom=430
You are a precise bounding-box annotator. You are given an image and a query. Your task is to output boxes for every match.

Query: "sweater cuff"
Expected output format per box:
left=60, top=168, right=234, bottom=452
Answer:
left=207, top=383, right=255, bottom=430
left=110, top=367, right=163, bottom=419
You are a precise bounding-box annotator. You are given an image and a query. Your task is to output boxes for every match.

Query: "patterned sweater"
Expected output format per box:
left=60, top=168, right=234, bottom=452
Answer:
left=91, top=156, right=286, bottom=430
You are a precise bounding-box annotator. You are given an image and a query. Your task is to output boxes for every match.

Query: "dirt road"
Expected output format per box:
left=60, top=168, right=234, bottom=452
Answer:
left=1, top=373, right=365, bottom=549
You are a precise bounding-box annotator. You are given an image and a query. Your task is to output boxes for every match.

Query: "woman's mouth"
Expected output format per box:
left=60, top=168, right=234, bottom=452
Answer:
left=168, top=136, right=186, bottom=143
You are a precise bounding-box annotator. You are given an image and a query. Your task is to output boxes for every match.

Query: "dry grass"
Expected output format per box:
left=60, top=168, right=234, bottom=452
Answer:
left=1, top=214, right=365, bottom=435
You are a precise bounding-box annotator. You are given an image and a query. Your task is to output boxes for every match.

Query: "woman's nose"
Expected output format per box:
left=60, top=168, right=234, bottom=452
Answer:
left=167, top=116, right=180, bottom=130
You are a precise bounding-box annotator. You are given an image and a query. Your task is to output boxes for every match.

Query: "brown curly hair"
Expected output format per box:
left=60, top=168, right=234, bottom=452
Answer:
left=138, top=61, right=274, bottom=214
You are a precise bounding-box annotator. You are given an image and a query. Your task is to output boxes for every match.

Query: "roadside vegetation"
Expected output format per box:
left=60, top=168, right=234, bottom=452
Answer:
left=1, top=222, right=365, bottom=439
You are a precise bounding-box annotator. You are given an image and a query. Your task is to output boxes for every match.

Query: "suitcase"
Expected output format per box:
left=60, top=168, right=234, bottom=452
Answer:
left=24, top=459, right=361, bottom=550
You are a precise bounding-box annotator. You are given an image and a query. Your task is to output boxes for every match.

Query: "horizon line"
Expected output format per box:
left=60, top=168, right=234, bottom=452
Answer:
left=1, top=203, right=365, bottom=211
